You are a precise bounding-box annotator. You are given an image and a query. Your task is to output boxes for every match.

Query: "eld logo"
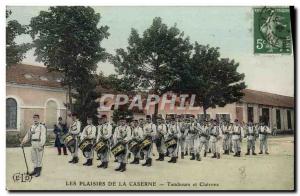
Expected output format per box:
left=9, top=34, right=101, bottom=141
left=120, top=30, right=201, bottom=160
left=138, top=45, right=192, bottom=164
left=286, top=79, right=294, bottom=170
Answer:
left=12, top=172, right=32, bottom=183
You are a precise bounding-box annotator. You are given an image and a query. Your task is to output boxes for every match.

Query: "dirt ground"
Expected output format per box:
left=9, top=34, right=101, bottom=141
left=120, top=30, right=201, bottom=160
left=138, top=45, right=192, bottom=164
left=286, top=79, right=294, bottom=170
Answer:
left=6, top=136, right=294, bottom=191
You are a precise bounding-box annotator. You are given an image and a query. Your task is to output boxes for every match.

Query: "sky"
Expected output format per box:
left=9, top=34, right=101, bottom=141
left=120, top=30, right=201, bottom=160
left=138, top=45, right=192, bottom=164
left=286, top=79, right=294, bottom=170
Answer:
left=7, top=6, right=294, bottom=96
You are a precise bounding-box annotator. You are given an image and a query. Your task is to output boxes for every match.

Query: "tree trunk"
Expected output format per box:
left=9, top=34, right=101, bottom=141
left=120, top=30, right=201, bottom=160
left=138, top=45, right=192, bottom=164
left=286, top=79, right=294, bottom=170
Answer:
left=203, top=106, right=207, bottom=121
left=68, top=84, right=73, bottom=113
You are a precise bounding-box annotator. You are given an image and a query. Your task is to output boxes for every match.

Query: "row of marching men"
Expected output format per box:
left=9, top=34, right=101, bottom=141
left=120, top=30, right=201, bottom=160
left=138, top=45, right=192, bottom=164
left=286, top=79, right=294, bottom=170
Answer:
left=62, top=113, right=272, bottom=172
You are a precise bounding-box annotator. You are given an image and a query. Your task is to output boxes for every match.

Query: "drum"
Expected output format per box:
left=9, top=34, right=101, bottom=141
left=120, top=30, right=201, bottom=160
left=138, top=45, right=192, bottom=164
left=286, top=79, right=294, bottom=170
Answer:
left=140, top=136, right=152, bottom=151
left=94, top=140, right=108, bottom=155
left=165, top=137, right=177, bottom=150
left=79, top=138, right=93, bottom=158
left=111, top=142, right=126, bottom=157
left=61, top=133, right=76, bottom=153
left=128, top=139, right=140, bottom=153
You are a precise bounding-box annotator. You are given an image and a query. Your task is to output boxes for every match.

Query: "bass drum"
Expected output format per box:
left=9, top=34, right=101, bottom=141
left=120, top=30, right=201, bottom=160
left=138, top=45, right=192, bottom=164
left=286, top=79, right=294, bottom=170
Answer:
left=62, top=133, right=76, bottom=153
left=79, top=138, right=93, bottom=158
left=140, top=136, right=152, bottom=151
left=94, top=140, right=108, bottom=157
left=165, top=137, right=177, bottom=151
left=128, top=139, right=140, bottom=154
left=111, top=142, right=126, bottom=157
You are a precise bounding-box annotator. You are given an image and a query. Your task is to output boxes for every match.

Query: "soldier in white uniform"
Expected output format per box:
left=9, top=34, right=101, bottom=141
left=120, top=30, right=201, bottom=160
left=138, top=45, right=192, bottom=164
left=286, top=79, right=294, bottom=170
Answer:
left=244, top=122, right=257, bottom=155
left=130, top=119, right=143, bottom=164
left=178, top=116, right=188, bottom=159
left=113, top=118, right=131, bottom=172
left=80, top=116, right=96, bottom=166
left=155, top=117, right=167, bottom=161
left=222, top=121, right=232, bottom=155
left=96, top=115, right=112, bottom=168
left=258, top=122, right=271, bottom=154
left=21, top=114, right=47, bottom=177
left=210, top=120, right=222, bottom=159
left=68, top=113, right=81, bottom=164
left=166, top=118, right=180, bottom=163
left=141, top=117, right=156, bottom=166
left=232, top=119, right=243, bottom=157
left=188, top=117, right=200, bottom=160
left=196, top=121, right=210, bottom=161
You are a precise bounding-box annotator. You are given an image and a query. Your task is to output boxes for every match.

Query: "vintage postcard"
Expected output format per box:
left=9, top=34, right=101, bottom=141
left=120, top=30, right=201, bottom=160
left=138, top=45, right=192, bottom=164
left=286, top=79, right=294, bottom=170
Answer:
left=6, top=6, right=295, bottom=191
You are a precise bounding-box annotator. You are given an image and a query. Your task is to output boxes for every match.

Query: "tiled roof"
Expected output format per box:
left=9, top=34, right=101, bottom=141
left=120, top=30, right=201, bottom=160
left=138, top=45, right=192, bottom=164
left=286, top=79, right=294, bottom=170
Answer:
left=241, top=89, right=294, bottom=108
left=6, top=64, right=63, bottom=88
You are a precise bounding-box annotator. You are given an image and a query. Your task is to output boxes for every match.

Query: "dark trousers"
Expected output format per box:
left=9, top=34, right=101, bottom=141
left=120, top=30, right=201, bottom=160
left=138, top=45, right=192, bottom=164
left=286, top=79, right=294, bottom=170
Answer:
left=57, top=146, right=68, bottom=155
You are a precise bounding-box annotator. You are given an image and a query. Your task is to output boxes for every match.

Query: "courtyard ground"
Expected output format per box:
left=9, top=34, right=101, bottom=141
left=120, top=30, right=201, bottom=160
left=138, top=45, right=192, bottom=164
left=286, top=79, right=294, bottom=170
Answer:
left=6, top=136, right=294, bottom=191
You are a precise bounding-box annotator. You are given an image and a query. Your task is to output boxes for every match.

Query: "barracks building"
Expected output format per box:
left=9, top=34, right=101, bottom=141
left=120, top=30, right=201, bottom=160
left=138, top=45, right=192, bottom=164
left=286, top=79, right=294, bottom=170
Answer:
left=6, top=64, right=294, bottom=143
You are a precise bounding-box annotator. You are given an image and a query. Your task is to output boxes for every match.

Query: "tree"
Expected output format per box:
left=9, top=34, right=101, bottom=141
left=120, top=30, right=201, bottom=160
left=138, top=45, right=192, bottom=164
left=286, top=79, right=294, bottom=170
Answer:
left=6, top=9, right=31, bottom=66
left=72, top=72, right=101, bottom=126
left=176, top=42, right=246, bottom=117
left=111, top=17, right=192, bottom=118
left=30, top=6, right=109, bottom=113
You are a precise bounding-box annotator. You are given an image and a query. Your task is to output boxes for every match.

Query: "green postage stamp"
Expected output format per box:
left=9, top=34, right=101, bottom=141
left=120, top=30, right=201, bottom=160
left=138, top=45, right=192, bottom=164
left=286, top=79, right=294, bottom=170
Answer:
left=253, top=7, right=292, bottom=54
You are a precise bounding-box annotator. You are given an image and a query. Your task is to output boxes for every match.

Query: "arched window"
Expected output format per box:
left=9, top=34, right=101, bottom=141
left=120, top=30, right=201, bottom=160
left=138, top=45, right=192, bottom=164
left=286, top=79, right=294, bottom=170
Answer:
left=45, top=100, right=58, bottom=128
left=6, top=98, right=17, bottom=129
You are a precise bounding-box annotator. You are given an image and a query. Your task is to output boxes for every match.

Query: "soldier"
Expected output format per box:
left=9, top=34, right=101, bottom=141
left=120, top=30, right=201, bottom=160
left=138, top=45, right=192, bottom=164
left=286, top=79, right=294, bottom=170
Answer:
left=232, top=119, right=243, bottom=157
left=188, top=117, right=200, bottom=160
left=53, top=117, right=68, bottom=155
left=113, top=117, right=131, bottom=172
left=244, top=122, right=257, bottom=155
left=96, top=115, right=112, bottom=169
left=178, top=116, right=188, bottom=159
left=258, top=122, right=271, bottom=154
left=166, top=118, right=180, bottom=163
left=80, top=116, right=96, bottom=166
left=141, top=117, right=156, bottom=166
left=210, top=120, right=222, bottom=159
left=196, top=121, right=209, bottom=161
left=68, top=113, right=81, bottom=164
left=130, top=119, right=143, bottom=164
left=20, top=114, right=47, bottom=177
left=222, top=121, right=232, bottom=155
left=155, top=117, right=167, bottom=161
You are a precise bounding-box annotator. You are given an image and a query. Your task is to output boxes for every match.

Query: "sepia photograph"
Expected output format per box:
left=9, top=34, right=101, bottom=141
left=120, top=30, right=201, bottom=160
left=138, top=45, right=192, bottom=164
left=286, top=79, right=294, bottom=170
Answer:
left=5, top=5, right=295, bottom=191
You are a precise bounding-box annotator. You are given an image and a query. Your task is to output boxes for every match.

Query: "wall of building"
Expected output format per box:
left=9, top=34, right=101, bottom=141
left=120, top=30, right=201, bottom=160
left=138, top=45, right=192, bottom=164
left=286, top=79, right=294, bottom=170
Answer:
left=6, top=83, right=67, bottom=134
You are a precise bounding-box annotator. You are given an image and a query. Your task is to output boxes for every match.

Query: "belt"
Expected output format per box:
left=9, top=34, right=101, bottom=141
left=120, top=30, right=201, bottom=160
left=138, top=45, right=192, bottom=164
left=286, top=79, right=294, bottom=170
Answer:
left=232, top=133, right=240, bottom=135
left=32, top=139, right=41, bottom=141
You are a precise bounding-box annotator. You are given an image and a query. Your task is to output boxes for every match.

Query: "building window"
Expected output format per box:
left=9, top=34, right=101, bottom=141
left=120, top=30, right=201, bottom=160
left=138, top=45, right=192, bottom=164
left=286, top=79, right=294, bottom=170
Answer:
left=287, top=110, right=292, bottom=129
left=45, top=100, right=58, bottom=129
left=198, top=114, right=210, bottom=121
left=276, top=109, right=281, bottom=129
left=6, top=98, right=17, bottom=129
left=216, top=114, right=230, bottom=122
left=247, top=107, right=254, bottom=123
left=261, top=108, right=270, bottom=126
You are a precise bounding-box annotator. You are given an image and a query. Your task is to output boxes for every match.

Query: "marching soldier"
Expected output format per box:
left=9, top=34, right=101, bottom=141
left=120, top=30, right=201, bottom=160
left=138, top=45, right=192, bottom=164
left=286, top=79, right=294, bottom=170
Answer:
left=20, top=114, right=47, bottom=177
left=68, top=113, right=81, bottom=164
left=178, top=116, right=188, bottom=159
left=166, top=118, right=180, bottom=163
left=244, top=122, right=257, bottom=155
left=130, top=119, right=143, bottom=164
left=258, top=122, right=271, bottom=154
left=232, top=119, right=243, bottom=157
left=96, top=115, right=112, bottom=168
left=222, top=121, right=232, bottom=155
left=113, top=117, right=131, bottom=172
left=80, top=116, right=96, bottom=166
left=155, top=117, right=167, bottom=161
left=188, top=117, right=200, bottom=160
left=141, top=117, right=156, bottom=166
left=196, top=121, right=210, bottom=161
left=210, top=120, right=221, bottom=159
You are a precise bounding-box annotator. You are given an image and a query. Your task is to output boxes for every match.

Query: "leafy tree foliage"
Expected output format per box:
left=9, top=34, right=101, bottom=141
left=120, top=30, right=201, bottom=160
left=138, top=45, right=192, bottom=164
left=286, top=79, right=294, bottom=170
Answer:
left=29, top=6, right=109, bottom=120
left=6, top=9, right=31, bottom=66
